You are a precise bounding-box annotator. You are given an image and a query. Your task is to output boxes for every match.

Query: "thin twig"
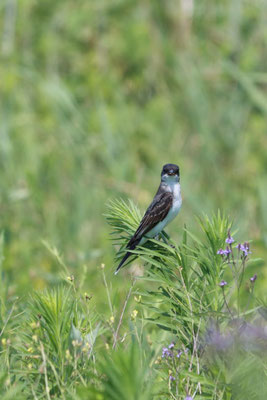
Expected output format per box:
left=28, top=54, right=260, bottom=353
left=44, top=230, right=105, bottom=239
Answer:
left=47, top=359, right=66, bottom=399
left=40, top=342, right=51, bottom=400
left=0, top=300, right=17, bottom=338
left=113, top=279, right=135, bottom=349
left=222, top=287, right=234, bottom=318
left=31, top=385, right=39, bottom=400
left=237, top=257, right=246, bottom=317
left=179, top=267, right=204, bottom=396
left=102, top=267, right=113, bottom=315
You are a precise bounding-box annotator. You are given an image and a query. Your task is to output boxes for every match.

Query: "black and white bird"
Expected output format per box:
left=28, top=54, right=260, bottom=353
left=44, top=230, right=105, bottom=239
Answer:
left=115, top=163, right=182, bottom=274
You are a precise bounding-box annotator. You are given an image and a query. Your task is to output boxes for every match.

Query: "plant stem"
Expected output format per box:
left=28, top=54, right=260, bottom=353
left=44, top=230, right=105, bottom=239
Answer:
left=113, top=279, right=135, bottom=349
left=40, top=342, right=51, bottom=400
left=237, top=256, right=246, bottom=317
left=222, top=288, right=233, bottom=318
left=102, top=267, right=113, bottom=316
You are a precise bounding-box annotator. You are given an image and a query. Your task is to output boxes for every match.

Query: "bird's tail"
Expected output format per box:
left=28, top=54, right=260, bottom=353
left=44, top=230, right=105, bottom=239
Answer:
left=115, top=236, right=141, bottom=275
left=114, top=251, right=132, bottom=275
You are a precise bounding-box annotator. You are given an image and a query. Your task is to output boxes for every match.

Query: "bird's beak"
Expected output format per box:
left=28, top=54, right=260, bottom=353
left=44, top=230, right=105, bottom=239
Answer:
left=168, top=171, right=176, bottom=176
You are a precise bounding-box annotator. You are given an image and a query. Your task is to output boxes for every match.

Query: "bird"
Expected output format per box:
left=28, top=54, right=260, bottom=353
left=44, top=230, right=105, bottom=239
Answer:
left=115, top=163, right=182, bottom=274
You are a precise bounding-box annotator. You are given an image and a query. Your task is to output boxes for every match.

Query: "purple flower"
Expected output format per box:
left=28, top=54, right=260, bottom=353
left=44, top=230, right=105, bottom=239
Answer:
left=169, top=375, right=175, bottom=381
left=250, top=274, right=257, bottom=283
left=168, top=342, right=175, bottom=349
left=241, top=242, right=251, bottom=257
left=177, top=350, right=183, bottom=358
left=226, top=235, right=234, bottom=244
left=217, top=248, right=225, bottom=255
left=162, top=347, right=172, bottom=358
left=184, top=397, right=193, bottom=400
left=236, top=242, right=251, bottom=257
left=225, top=246, right=231, bottom=254
left=219, top=280, right=227, bottom=287
left=162, top=347, right=169, bottom=357
left=217, top=247, right=231, bottom=256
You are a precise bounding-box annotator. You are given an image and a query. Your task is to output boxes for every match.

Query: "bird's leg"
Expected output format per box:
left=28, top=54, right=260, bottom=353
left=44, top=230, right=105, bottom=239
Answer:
left=160, top=232, right=169, bottom=244
left=160, top=231, right=175, bottom=248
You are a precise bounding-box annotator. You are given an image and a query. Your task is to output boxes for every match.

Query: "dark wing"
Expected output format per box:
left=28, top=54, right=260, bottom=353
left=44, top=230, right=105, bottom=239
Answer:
left=115, top=191, right=173, bottom=274
left=130, top=191, right=173, bottom=244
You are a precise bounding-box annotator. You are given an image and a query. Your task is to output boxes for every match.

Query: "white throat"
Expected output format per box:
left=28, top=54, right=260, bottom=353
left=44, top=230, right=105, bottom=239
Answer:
left=161, top=175, right=180, bottom=197
left=164, top=180, right=179, bottom=194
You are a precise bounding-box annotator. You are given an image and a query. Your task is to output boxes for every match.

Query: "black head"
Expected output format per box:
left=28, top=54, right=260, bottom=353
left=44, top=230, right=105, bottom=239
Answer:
left=161, top=163, right=180, bottom=178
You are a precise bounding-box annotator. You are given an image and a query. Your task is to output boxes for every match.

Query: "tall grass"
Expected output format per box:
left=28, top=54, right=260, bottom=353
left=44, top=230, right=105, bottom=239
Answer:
left=0, top=0, right=267, bottom=298
left=0, top=200, right=265, bottom=399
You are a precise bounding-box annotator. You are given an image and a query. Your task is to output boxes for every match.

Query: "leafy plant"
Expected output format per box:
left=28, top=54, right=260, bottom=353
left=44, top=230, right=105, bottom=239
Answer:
left=107, top=199, right=267, bottom=399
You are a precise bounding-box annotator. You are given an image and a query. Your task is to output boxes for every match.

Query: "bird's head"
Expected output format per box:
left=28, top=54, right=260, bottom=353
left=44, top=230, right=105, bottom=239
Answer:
left=161, top=163, right=180, bottom=183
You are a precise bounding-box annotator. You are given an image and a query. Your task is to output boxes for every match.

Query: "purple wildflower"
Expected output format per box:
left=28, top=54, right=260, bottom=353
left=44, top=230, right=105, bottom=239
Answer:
left=225, top=246, right=231, bottom=254
left=217, top=248, right=225, bottom=255
left=177, top=350, right=183, bottom=358
left=168, top=342, right=175, bottom=349
left=219, top=280, right=227, bottom=287
left=236, top=242, right=251, bottom=257
left=169, top=375, right=175, bottom=382
left=162, top=346, right=174, bottom=358
left=241, top=242, right=251, bottom=257
left=226, top=235, right=234, bottom=244
left=162, top=347, right=171, bottom=358
left=217, top=247, right=231, bottom=256
left=250, top=274, right=257, bottom=283
left=185, top=397, right=193, bottom=400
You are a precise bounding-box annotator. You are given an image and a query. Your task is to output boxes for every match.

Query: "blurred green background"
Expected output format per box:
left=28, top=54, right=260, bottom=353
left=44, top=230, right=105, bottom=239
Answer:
left=0, top=0, right=267, bottom=298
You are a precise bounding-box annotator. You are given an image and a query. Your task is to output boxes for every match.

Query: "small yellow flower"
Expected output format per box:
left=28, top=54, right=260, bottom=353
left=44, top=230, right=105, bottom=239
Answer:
left=67, top=275, right=74, bottom=282
left=101, top=263, right=105, bottom=269
left=105, top=343, right=110, bottom=350
left=1, top=338, right=6, bottom=346
left=134, top=295, right=142, bottom=303
left=109, top=315, right=115, bottom=324
left=66, top=349, right=72, bottom=360
left=82, top=342, right=90, bottom=353
left=32, top=335, right=38, bottom=343
left=28, top=363, right=33, bottom=370
left=154, top=356, right=162, bottom=365
left=131, top=309, right=138, bottom=321
left=27, top=347, right=34, bottom=353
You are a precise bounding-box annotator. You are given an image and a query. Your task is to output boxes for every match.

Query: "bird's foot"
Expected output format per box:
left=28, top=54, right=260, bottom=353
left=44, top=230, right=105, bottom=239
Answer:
left=160, top=232, right=176, bottom=248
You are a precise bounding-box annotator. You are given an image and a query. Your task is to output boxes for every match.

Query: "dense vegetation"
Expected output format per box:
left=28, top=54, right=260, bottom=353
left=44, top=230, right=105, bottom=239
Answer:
left=0, top=0, right=266, bottom=398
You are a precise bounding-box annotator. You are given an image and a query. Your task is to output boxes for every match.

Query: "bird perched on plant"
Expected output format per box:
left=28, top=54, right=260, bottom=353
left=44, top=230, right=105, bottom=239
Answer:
left=115, top=163, right=182, bottom=274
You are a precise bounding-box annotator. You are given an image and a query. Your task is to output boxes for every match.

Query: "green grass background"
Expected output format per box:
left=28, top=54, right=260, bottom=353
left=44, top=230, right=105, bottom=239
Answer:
left=1, top=0, right=267, bottom=300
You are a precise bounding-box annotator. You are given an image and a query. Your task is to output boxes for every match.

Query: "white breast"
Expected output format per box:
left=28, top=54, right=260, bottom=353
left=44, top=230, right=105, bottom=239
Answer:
left=164, top=182, right=182, bottom=223
left=145, top=182, right=182, bottom=239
